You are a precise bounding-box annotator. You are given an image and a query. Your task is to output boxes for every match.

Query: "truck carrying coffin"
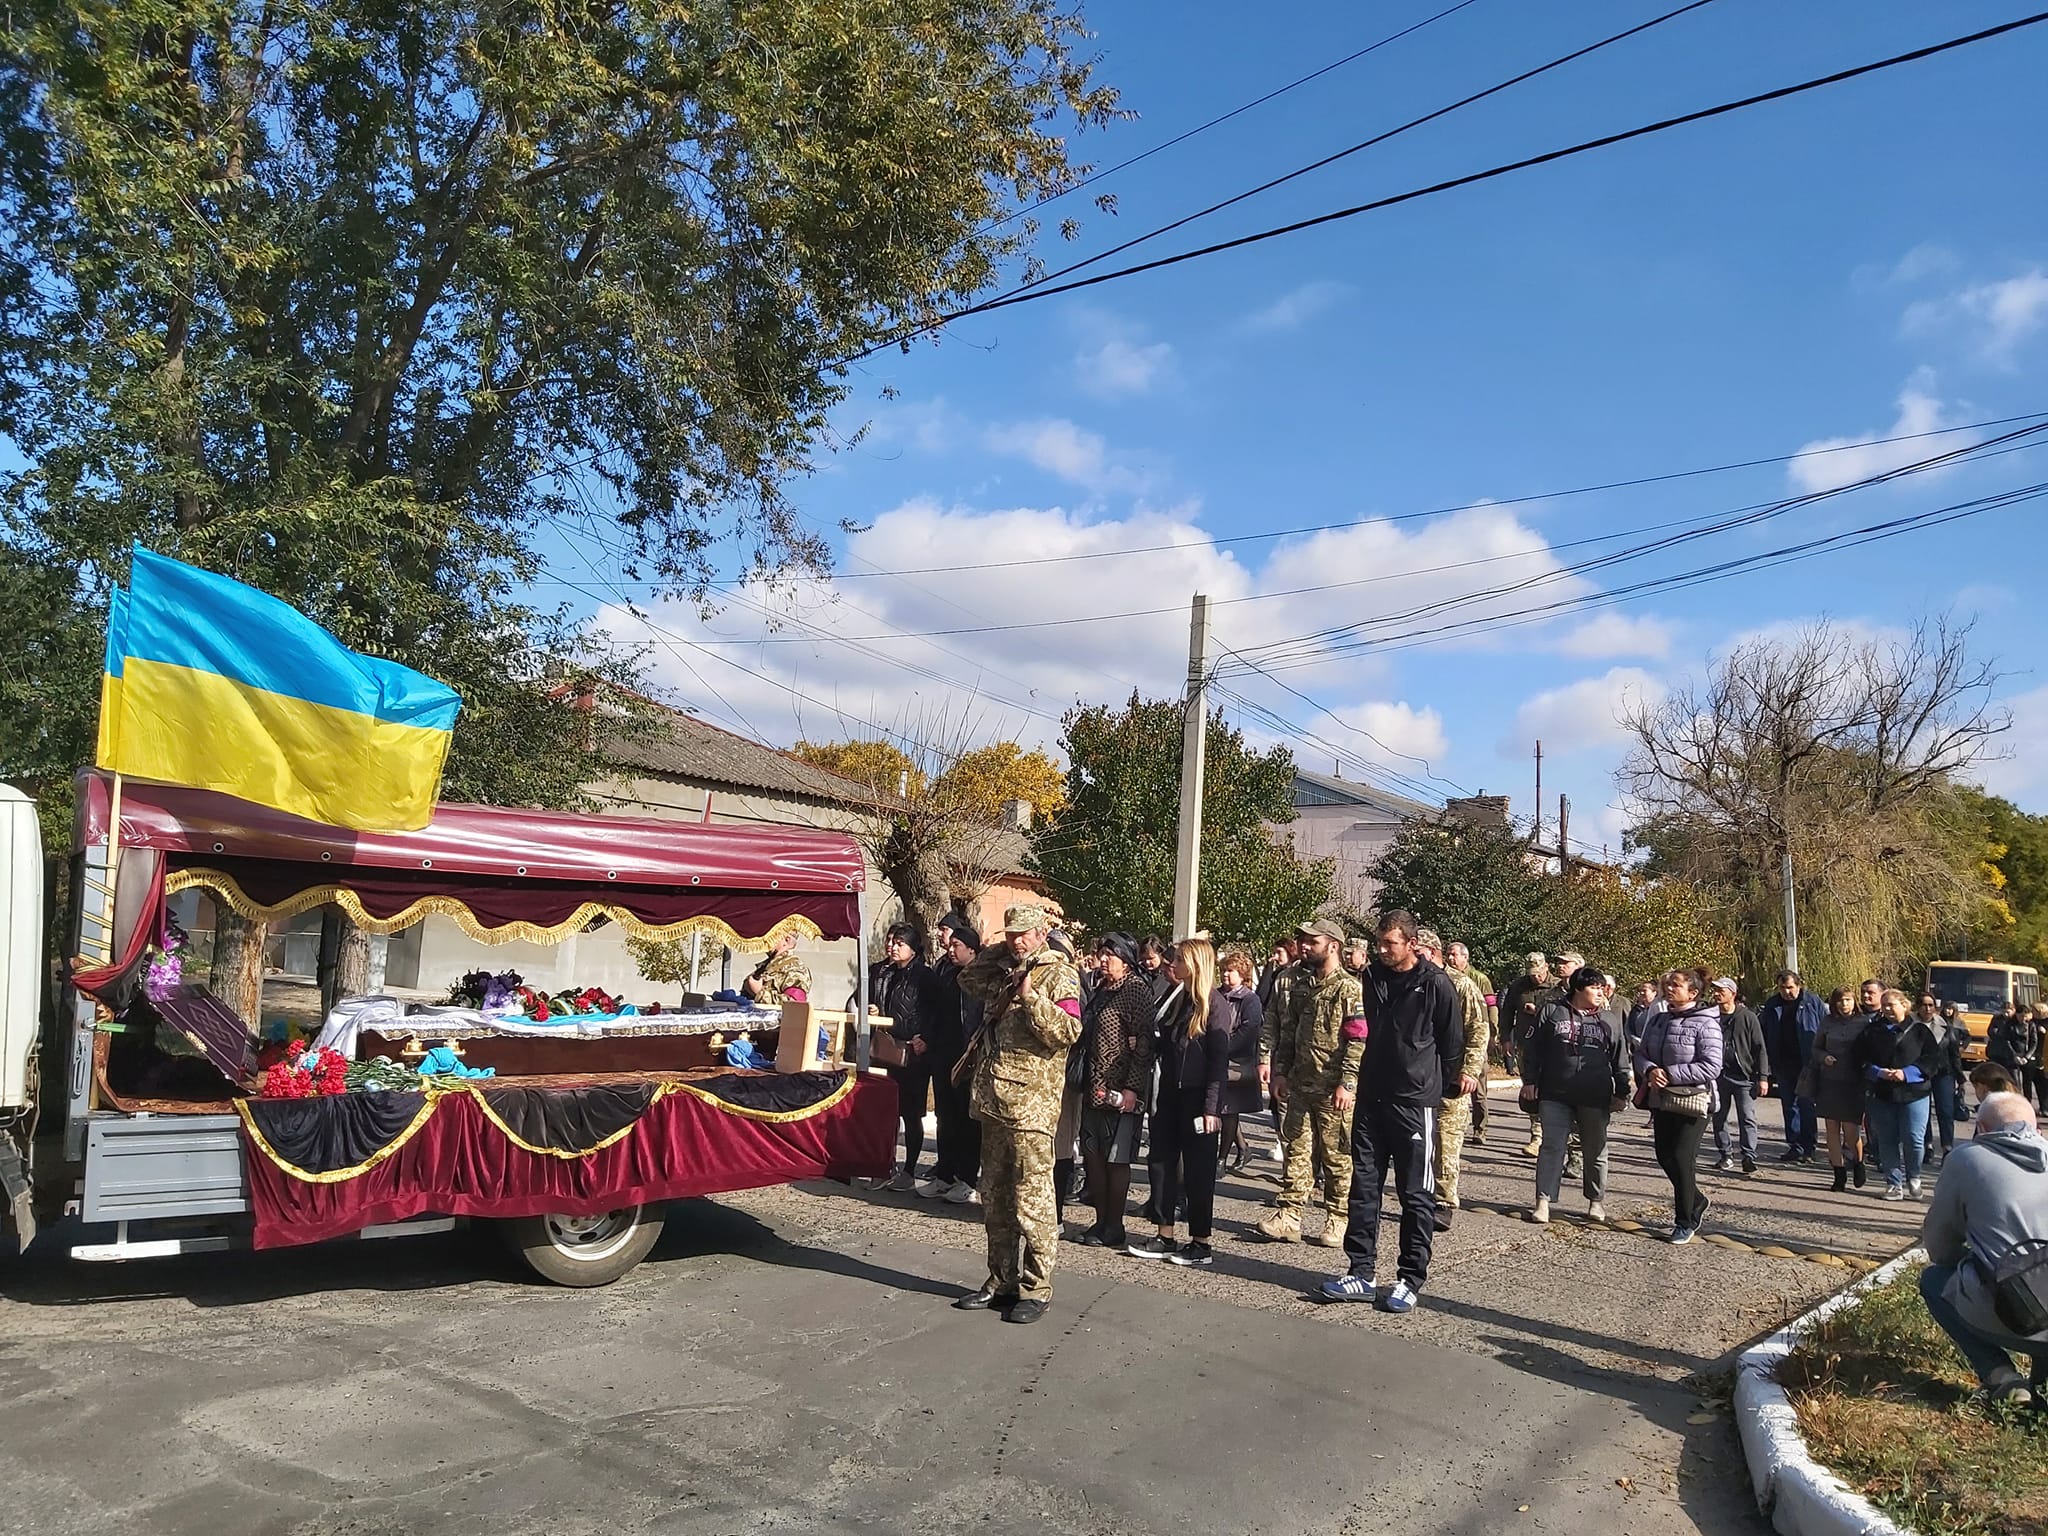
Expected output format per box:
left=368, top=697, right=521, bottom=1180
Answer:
left=40, top=771, right=893, bottom=1283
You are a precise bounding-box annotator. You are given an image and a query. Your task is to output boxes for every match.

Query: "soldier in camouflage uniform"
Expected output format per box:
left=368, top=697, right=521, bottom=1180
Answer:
left=1256, top=918, right=1366, bottom=1248
left=742, top=930, right=812, bottom=1007
left=1448, top=942, right=1495, bottom=1143
left=951, top=904, right=1082, bottom=1325
left=1418, top=928, right=1489, bottom=1228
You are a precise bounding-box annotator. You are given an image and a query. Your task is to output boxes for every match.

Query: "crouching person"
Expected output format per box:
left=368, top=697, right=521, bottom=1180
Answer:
left=1918, top=1091, right=2048, bottom=1410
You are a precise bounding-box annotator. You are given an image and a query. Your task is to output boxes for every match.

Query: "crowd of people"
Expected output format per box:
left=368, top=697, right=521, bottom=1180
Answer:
left=855, top=904, right=2047, bottom=1408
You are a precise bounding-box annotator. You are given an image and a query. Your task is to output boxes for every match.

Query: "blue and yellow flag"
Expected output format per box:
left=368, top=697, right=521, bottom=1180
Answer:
left=97, top=547, right=462, bottom=831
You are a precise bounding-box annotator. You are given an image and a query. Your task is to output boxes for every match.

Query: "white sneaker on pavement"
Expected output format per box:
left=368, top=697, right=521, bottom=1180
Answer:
left=1586, top=1201, right=1606, bottom=1223
left=1532, top=1196, right=1550, bottom=1225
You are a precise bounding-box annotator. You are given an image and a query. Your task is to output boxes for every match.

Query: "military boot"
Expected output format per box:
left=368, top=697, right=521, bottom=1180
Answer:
left=1310, top=1214, right=1348, bottom=1249
left=1256, top=1208, right=1302, bottom=1242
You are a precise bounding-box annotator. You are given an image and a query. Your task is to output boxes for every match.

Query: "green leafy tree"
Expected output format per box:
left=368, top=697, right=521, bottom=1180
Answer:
left=0, top=0, right=1123, bottom=835
left=1553, top=867, right=1727, bottom=987
left=1951, top=787, right=2048, bottom=967
left=1368, top=821, right=1551, bottom=984
left=1032, top=693, right=1334, bottom=944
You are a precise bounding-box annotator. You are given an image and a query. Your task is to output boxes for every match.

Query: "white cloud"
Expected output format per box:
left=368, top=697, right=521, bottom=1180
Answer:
left=984, top=418, right=1113, bottom=487
left=1555, top=612, right=1674, bottom=660
left=1076, top=335, right=1174, bottom=399
left=1853, top=243, right=1959, bottom=290
left=594, top=499, right=1602, bottom=770
left=1323, top=699, right=1448, bottom=771
left=1785, top=379, right=1959, bottom=494
left=1903, top=268, right=2048, bottom=365
left=1502, top=668, right=1665, bottom=760
left=1239, top=280, right=1352, bottom=334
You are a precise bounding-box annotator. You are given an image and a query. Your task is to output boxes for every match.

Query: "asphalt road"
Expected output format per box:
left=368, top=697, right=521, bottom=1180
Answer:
left=0, top=1084, right=1939, bottom=1536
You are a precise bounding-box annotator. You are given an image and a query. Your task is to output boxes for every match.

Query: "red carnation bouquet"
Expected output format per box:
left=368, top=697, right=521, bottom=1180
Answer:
left=260, top=1044, right=350, bottom=1099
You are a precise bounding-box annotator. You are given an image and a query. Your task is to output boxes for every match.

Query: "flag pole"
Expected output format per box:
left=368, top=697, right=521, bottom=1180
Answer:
left=103, top=770, right=124, bottom=954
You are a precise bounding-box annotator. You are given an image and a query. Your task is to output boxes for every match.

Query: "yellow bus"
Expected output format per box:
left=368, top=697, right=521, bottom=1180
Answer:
left=1924, top=960, right=2041, bottom=1062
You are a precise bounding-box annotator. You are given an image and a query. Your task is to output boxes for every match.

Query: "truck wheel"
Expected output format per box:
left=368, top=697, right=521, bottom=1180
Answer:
left=504, top=1206, right=663, bottom=1286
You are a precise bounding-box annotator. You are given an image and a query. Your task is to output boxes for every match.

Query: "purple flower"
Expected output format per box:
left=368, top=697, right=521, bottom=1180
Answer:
left=143, top=952, right=183, bottom=1003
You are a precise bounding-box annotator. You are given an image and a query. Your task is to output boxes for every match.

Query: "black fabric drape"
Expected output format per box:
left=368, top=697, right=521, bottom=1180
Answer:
left=479, top=1084, right=661, bottom=1153
left=246, top=1092, right=428, bottom=1175
left=689, top=1070, right=846, bottom=1114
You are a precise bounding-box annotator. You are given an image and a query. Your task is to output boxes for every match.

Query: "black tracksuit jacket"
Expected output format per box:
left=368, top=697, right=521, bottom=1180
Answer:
left=1359, top=958, right=1464, bottom=1105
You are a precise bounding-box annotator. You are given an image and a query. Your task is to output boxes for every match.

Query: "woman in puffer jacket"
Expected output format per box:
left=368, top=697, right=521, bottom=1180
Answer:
left=1633, top=966, right=1724, bottom=1245
left=1523, top=964, right=1633, bottom=1226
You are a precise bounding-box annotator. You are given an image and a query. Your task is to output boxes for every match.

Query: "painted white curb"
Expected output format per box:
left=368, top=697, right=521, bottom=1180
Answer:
left=1733, top=1246, right=1927, bottom=1536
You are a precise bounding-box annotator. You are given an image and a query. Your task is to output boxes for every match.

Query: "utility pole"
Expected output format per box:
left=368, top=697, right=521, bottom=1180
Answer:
left=1558, top=794, right=1570, bottom=874
left=1782, top=849, right=1800, bottom=974
left=1171, top=594, right=1211, bottom=940
left=1532, top=739, right=1544, bottom=850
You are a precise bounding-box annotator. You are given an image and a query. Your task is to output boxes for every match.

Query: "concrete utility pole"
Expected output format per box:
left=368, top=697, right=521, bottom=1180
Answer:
left=1532, top=740, right=1544, bottom=849
left=1782, top=849, right=1800, bottom=974
left=1171, top=594, right=1211, bottom=940
left=1558, top=794, right=1570, bottom=873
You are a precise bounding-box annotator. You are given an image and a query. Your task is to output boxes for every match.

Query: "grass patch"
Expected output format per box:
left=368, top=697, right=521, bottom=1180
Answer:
left=1776, top=1264, right=2048, bottom=1536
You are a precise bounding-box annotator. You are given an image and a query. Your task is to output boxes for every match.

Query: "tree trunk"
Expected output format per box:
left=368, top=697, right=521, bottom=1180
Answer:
left=209, top=908, right=268, bottom=1025
left=317, top=908, right=372, bottom=1014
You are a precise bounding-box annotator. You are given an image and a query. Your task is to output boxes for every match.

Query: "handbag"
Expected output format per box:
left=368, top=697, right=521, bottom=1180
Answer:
left=1654, top=1082, right=1710, bottom=1118
left=1987, top=1239, right=2048, bottom=1337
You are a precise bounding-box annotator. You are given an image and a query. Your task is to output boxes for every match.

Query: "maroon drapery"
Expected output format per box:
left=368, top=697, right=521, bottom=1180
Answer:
left=238, top=1074, right=896, bottom=1248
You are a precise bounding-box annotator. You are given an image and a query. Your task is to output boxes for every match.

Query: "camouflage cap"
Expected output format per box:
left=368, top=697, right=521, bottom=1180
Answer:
left=1003, top=903, right=1054, bottom=933
left=1296, top=917, right=1346, bottom=942
left=1415, top=927, right=1443, bottom=953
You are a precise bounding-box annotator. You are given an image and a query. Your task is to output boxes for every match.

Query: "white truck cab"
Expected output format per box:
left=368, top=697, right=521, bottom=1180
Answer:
left=0, top=783, right=45, bottom=1244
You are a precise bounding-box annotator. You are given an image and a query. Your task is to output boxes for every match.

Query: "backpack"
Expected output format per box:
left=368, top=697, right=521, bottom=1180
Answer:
left=1988, top=1238, right=2048, bottom=1337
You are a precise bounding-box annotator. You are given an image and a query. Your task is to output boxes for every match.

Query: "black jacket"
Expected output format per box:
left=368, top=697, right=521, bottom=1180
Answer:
left=926, top=957, right=975, bottom=1060
left=1221, top=984, right=1265, bottom=1115
left=1360, top=958, right=1463, bottom=1105
left=1853, top=1014, right=1937, bottom=1104
left=1988, top=1012, right=2038, bottom=1073
left=1525, top=1001, right=1631, bottom=1110
left=1156, top=991, right=1234, bottom=1120
left=1716, top=1004, right=1768, bottom=1086
left=869, top=957, right=932, bottom=1056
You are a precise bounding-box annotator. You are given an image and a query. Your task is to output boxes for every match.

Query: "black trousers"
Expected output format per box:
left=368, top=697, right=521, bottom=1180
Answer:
left=893, top=1067, right=931, bottom=1171
left=1651, top=1109, right=1707, bottom=1225
left=929, top=1054, right=981, bottom=1185
left=1341, top=1098, right=1437, bottom=1288
left=1151, top=1085, right=1220, bottom=1240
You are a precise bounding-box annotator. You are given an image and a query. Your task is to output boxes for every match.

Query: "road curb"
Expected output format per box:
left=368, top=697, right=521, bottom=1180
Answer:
left=1732, top=1245, right=1925, bottom=1536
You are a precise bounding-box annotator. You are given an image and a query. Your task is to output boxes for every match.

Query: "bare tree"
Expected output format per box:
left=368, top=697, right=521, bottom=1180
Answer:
left=1620, top=617, right=2009, bottom=985
left=796, top=699, right=1040, bottom=950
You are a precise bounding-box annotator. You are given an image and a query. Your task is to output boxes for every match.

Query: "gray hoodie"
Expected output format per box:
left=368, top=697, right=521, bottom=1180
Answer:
left=1921, top=1122, right=2048, bottom=1343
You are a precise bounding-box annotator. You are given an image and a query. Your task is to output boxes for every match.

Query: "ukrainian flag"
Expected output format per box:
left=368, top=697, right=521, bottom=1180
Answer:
left=97, top=547, right=462, bottom=831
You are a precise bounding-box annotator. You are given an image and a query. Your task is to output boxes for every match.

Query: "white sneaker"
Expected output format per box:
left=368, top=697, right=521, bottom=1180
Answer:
left=1908, top=1177, right=1924, bottom=1200
left=1532, top=1196, right=1550, bottom=1225
left=944, top=1180, right=979, bottom=1204
left=914, top=1176, right=948, bottom=1199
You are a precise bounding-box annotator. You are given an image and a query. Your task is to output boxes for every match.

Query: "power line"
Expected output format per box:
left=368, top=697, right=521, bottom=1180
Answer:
left=978, top=0, right=1486, bottom=236
left=700, top=421, right=2047, bottom=646
left=925, top=11, right=2048, bottom=327
left=701, top=408, right=2042, bottom=583
left=967, top=2, right=1715, bottom=322
left=1227, top=422, right=2048, bottom=668
left=1237, top=479, right=2048, bottom=671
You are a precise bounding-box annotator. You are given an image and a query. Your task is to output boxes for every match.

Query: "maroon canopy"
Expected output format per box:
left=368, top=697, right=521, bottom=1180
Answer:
left=75, top=771, right=864, bottom=941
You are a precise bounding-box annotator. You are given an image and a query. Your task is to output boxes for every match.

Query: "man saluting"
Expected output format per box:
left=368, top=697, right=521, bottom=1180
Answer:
left=952, top=905, right=1082, bottom=1325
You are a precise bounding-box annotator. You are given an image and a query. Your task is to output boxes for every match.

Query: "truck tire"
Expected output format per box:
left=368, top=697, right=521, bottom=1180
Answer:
left=503, top=1205, right=663, bottom=1286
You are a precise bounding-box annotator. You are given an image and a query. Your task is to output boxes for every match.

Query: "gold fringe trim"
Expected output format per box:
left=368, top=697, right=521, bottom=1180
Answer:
left=167, top=868, right=826, bottom=951
left=658, top=1071, right=859, bottom=1124
left=235, top=1089, right=444, bottom=1185
left=238, top=1071, right=859, bottom=1180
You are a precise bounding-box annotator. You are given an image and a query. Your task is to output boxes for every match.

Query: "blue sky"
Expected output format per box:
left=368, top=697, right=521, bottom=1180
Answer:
left=551, top=1, right=2048, bottom=837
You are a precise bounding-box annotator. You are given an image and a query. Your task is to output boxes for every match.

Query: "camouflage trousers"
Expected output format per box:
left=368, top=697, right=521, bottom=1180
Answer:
left=1276, top=1092, right=1352, bottom=1215
left=981, top=1123, right=1059, bottom=1302
left=1435, top=1096, right=1473, bottom=1209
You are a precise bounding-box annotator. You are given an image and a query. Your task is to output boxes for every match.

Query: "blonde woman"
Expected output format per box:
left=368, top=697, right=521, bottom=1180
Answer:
left=1128, top=939, right=1234, bottom=1266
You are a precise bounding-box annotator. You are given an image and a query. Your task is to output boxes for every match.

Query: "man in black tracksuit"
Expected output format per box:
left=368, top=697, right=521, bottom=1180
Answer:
left=1325, top=908, right=1463, bottom=1313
